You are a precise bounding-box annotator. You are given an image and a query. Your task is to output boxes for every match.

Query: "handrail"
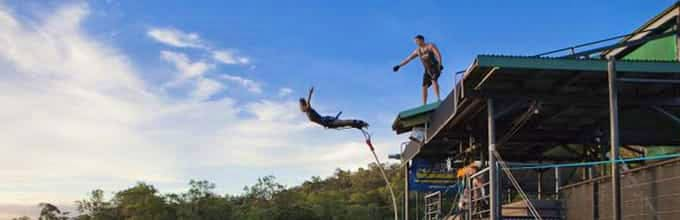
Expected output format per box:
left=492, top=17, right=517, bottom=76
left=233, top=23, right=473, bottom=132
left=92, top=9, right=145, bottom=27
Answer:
left=471, top=167, right=490, bottom=178
left=534, top=26, right=670, bottom=57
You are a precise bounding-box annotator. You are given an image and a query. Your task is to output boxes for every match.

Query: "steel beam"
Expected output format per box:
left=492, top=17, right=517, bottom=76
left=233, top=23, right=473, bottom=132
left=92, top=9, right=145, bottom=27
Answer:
left=537, top=169, right=544, bottom=200
left=487, top=99, right=501, bottom=219
left=563, top=31, right=675, bottom=59
left=405, top=162, right=409, bottom=220
left=474, top=91, right=680, bottom=106
left=554, top=167, right=560, bottom=200
left=608, top=58, right=622, bottom=220
left=676, top=6, right=680, bottom=62
left=618, top=78, right=680, bottom=84
left=651, top=105, right=680, bottom=126
left=474, top=67, right=500, bottom=90
left=493, top=101, right=528, bottom=120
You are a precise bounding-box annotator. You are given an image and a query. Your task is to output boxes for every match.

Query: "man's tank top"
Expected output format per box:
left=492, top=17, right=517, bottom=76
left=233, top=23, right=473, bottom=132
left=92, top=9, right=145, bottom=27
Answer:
left=417, top=46, right=439, bottom=70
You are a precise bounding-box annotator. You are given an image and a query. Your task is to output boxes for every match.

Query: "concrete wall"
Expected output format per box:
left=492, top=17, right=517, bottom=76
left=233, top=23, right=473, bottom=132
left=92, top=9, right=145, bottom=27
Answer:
left=560, top=158, right=680, bottom=220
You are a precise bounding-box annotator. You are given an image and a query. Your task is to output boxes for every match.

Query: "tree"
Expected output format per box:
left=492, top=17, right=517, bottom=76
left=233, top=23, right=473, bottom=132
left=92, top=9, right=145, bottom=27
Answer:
left=38, top=203, right=69, bottom=220
left=243, top=175, right=285, bottom=202
left=31, top=162, right=405, bottom=220
left=75, top=189, right=118, bottom=220
left=166, top=180, right=233, bottom=220
left=113, top=182, right=168, bottom=220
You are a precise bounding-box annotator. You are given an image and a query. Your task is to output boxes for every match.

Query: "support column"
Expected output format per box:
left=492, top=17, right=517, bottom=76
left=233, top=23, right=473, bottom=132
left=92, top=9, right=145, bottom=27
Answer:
left=592, top=145, right=600, bottom=220
left=537, top=170, right=544, bottom=200
left=415, top=191, right=419, bottom=220
left=487, top=99, right=500, bottom=220
left=554, top=167, right=560, bottom=200
left=405, top=162, right=409, bottom=220
left=608, top=57, right=622, bottom=220
left=676, top=6, right=680, bottom=62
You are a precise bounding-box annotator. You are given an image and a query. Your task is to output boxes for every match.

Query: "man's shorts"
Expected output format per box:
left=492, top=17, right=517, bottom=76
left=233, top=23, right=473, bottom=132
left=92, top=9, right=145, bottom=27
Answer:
left=422, top=68, right=441, bottom=87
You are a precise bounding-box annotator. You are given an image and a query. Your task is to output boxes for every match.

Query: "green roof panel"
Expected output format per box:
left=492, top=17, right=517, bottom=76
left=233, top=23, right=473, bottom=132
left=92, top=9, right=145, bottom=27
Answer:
left=475, top=55, right=680, bottom=73
left=397, top=101, right=440, bottom=119
left=623, top=33, right=677, bottom=61
left=392, top=101, right=440, bottom=134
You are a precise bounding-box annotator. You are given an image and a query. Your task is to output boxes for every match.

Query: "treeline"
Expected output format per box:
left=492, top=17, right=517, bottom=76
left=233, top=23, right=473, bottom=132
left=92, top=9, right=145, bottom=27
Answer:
left=15, top=163, right=405, bottom=220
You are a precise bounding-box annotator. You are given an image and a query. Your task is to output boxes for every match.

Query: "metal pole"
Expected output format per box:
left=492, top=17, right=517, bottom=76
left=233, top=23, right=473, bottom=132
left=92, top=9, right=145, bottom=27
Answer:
left=405, top=162, right=409, bottom=220
left=487, top=99, right=500, bottom=219
left=538, top=170, right=543, bottom=200
left=554, top=167, right=560, bottom=200
left=592, top=145, right=599, bottom=220
left=676, top=6, right=680, bottom=62
left=416, top=191, right=420, bottom=220
left=608, top=57, right=622, bottom=220
left=467, top=176, right=472, bottom=220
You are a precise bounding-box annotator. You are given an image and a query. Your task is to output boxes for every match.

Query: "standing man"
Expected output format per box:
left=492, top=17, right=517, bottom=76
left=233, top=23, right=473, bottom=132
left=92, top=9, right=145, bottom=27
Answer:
left=393, top=35, right=444, bottom=105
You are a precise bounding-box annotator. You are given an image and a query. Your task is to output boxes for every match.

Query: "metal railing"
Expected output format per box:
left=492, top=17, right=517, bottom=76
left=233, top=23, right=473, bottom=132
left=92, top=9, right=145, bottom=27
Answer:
left=453, top=167, right=491, bottom=220
left=425, top=191, right=442, bottom=220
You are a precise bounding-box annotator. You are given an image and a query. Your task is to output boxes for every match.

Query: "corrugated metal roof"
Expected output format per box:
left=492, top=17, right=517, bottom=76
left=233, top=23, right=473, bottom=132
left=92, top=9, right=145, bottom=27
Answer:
left=604, top=2, right=679, bottom=57
left=392, top=101, right=440, bottom=134
left=397, top=101, right=441, bottom=119
left=473, top=54, right=680, bottom=73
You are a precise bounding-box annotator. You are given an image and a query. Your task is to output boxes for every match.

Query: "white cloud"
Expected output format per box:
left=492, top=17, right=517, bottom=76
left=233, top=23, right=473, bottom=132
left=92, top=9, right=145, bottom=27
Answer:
left=160, top=50, right=213, bottom=80
left=0, top=2, right=179, bottom=203
left=0, top=2, right=397, bottom=217
left=221, top=74, right=262, bottom=94
left=146, top=27, right=251, bottom=66
left=191, top=77, right=224, bottom=100
left=147, top=27, right=204, bottom=48
left=212, top=50, right=250, bottom=65
left=278, top=87, right=293, bottom=97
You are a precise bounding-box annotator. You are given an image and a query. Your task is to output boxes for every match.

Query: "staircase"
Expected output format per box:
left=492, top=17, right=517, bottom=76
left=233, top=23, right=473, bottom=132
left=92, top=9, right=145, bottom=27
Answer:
left=500, top=199, right=562, bottom=220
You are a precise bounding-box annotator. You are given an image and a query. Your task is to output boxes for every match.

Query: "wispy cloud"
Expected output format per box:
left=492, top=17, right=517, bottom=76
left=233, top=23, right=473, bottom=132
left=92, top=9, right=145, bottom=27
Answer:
left=278, top=87, right=293, bottom=97
left=0, top=2, right=179, bottom=204
left=147, top=27, right=204, bottom=48
left=221, top=74, right=262, bottom=94
left=147, top=27, right=251, bottom=66
left=160, top=50, right=214, bottom=80
left=191, top=77, right=224, bottom=100
left=0, top=2, right=394, bottom=216
left=213, top=50, right=250, bottom=65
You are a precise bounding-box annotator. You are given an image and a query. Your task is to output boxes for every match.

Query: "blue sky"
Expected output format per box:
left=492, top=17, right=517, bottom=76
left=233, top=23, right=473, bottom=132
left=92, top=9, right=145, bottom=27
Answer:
left=0, top=0, right=677, bottom=218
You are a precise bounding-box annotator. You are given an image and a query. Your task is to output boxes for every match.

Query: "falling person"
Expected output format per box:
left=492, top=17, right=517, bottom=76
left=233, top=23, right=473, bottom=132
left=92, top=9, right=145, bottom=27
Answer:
left=299, top=87, right=369, bottom=129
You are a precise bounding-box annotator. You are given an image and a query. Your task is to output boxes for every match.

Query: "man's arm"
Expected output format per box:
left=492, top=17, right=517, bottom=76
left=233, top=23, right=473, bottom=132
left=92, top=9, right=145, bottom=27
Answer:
left=307, top=87, right=314, bottom=106
left=394, top=49, right=418, bottom=72
left=431, top=44, right=443, bottom=68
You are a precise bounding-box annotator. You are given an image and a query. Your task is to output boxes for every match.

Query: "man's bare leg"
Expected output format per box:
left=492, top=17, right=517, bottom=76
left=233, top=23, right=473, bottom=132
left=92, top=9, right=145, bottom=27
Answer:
left=432, top=80, right=441, bottom=102
left=327, top=119, right=368, bottom=129
left=422, top=86, right=428, bottom=105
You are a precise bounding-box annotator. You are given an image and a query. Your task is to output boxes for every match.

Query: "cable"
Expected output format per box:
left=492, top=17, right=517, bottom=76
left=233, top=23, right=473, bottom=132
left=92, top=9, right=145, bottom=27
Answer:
left=444, top=180, right=464, bottom=218
left=509, top=153, right=680, bottom=170
left=494, top=150, right=543, bottom=220
left=361, top=129, right=399, bottom=220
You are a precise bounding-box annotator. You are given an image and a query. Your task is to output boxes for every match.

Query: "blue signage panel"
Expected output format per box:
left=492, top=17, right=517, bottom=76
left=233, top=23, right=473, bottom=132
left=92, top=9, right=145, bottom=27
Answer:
left=408, top=159, right=458, bottom=192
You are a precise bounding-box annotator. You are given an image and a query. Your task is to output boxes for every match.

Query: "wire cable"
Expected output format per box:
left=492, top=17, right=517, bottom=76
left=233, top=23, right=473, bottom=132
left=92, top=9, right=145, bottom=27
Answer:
left=494, top=150, right=543, bottom=220
left=361, top=129, right=399, bottom=220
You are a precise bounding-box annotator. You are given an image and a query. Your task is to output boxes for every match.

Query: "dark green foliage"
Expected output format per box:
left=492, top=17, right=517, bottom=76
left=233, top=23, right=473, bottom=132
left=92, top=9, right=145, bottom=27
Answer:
left=20, top=163, right=404, bottom=220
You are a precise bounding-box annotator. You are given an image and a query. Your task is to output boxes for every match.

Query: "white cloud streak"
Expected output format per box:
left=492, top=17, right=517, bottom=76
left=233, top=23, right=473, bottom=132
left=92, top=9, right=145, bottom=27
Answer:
left=147, top=27, right=204, bottom=48
left=213, top=50, right=250, bottom=65
left=221, top=74, right=262, bottom=94
left=160, top=50, right=214, bottom=80
left=191, top=77, right=224, bottom=100
left=278, top=88, right=293, bottom=97
left=0, top=3, right=391, bottom=214
left=147, top=28, right=251, bottom=66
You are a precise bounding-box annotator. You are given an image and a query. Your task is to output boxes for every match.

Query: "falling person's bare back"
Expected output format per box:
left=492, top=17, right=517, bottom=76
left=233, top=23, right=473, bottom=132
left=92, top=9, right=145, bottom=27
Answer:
left=299, top=87, right=369, bottom=129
